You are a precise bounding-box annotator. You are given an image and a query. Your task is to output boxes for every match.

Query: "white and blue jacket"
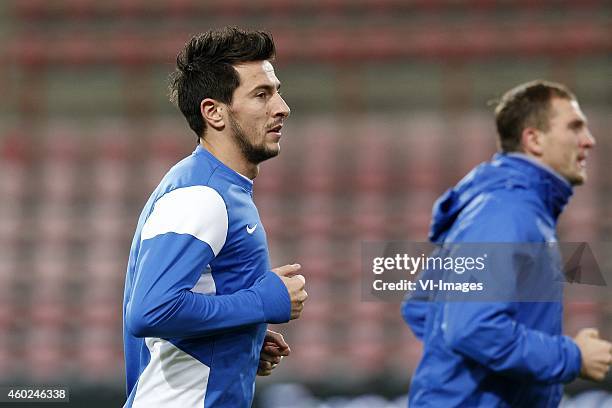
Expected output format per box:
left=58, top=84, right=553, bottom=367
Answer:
left=123, top=145, right=291, bottom=407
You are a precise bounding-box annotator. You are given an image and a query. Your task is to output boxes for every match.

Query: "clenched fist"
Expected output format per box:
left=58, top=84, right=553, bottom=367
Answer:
left=574, top=328, right=612, bottom=381
left=273, top=264, right=308, bottom=320
left=257, top=330, right=290, bottom=376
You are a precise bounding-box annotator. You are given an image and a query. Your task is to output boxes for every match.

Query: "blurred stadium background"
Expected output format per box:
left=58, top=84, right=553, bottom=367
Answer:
left=0, top=1, right=611, bottom=406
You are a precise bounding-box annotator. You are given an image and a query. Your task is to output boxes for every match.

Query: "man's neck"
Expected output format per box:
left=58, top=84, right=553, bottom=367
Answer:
left=199, top=138, right=259, bottom=180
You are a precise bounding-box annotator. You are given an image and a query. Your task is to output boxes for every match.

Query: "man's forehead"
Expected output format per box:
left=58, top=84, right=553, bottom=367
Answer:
left=261, top=60, right=275, bottom=75
left=551, top=97, right=586, bottom=120
left=234, top=60, right=279, bottom=86
left=569, top=99, right=585, bottom=117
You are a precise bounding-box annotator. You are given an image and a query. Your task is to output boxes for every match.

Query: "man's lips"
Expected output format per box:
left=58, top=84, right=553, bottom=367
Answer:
left=267, top=124, right=283, bottom=136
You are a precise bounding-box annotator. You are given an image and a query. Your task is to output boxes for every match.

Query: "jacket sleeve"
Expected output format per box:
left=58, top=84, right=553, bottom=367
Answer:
left=125, top=186, right=291, bottom=339
left=401, top=297, right=430, bottom=341
left=401, top=265, right=437, bottom=340
left=440, top=200, right=582, bottom=384
left=442, top=301, right=581, bottom=384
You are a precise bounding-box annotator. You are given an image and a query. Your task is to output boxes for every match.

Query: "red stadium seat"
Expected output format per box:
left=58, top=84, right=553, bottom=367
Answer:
left=0, top=204, right=22, bottom=246
left=76, top=326, right=122, bottom=379
left=23, top=327, right=67, bottom=381
left=398, top=114, right=445, bottom=190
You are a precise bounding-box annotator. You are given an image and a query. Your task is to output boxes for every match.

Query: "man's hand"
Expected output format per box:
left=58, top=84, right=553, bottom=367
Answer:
left=257, top=330, right=290, bottom=376
left=273, top=264, right=307, bottom=320
left=574, top=328, right=612, bottom=381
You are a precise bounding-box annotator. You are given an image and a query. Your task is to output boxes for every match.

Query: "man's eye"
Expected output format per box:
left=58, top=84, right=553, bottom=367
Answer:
left=256, top=92, right=266, bottom=98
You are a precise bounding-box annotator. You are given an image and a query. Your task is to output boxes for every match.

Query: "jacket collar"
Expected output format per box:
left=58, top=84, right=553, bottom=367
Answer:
left=495, top=153, right=573, bottom=220
left=193, top=145, right=254, bottom=193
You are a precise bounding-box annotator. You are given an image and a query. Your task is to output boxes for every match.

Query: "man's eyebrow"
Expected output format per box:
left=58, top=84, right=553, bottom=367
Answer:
left=567, top=119, right=587, bottom=131
left=250, top=82, right=281, bottom=93
left=568, top=118, right=586, bottom=129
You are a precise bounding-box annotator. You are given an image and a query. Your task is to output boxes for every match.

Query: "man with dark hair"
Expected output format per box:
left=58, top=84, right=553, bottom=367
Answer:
left=123, top=27, right=307, bottom=408
left=402, top=80, right=611, bottom=407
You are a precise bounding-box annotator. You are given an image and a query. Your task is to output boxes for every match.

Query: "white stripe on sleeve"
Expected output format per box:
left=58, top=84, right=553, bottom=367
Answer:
left=141, top=186, right=228, bottom=256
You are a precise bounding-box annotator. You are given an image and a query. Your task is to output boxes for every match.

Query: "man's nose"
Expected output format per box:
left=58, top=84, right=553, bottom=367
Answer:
left=582, top=129, right=596, bottom=148
left=272, top=94, right=290, bottom=118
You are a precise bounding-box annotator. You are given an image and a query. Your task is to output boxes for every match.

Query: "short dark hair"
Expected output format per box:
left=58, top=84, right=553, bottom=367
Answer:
left=493, top=80, right=576, bottom=152
left=169, top=27, right=276, bottom=140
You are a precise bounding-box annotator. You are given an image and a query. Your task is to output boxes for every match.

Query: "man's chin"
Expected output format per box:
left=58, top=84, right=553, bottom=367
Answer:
left=246, top=146, right=279, bottom=165
left=568, top=171, right=586, bottom=186
left=263, top=143, right=281, bottom=158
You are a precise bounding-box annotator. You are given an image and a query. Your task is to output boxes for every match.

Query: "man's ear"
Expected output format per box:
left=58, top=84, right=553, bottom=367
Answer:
left=201, top=98, right=225, bottom=130
left=521, top=127, right=545, bottom=157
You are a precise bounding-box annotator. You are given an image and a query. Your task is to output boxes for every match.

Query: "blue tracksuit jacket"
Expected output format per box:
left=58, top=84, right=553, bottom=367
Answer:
left=123, top=145, right=291, bottom=407
left=402, top=153, right=582, bottom=407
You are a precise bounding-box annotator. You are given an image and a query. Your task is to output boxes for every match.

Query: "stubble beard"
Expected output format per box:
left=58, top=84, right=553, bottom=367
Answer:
left=568, top=170, right=585, bottom=186
left=228, top=111, right=279, bottom=165
left=565, top=154, right=587, bottom=186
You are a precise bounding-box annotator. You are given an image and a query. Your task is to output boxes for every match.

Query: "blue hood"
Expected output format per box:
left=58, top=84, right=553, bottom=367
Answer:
left=429, top=153, right=573, bottom=243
